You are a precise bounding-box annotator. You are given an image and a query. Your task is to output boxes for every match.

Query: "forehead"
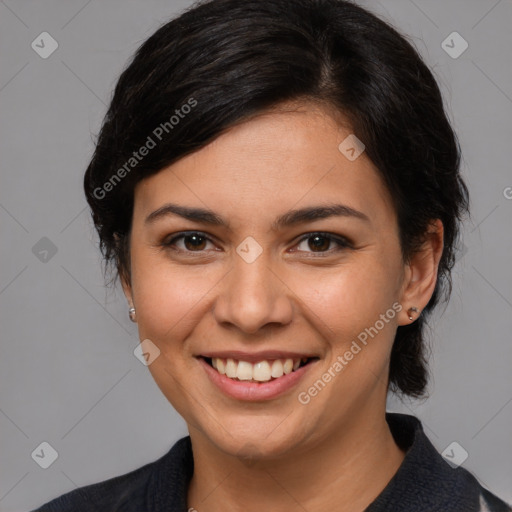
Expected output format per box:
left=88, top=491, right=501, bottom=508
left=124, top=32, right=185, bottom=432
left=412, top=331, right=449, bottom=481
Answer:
left=134, top=103, right=395, bottom=230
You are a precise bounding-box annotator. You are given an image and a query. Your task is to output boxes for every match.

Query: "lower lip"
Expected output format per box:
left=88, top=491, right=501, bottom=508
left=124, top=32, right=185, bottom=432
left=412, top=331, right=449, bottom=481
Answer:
left=199, top=358, right=316, bottom=401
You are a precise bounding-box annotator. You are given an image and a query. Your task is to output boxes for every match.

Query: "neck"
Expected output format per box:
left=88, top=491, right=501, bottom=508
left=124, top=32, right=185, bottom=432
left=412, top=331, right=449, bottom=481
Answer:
left=187, top=408, right=405, bottom=512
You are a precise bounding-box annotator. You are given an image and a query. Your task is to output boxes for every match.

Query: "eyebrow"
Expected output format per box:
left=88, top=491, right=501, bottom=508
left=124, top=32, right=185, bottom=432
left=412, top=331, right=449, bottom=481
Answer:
left=144, top=202, right=370, bottom=230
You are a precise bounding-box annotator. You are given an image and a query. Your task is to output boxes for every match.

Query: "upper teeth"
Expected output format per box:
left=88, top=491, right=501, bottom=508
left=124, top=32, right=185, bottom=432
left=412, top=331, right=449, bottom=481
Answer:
left=211, top=357, right=304, bottom=382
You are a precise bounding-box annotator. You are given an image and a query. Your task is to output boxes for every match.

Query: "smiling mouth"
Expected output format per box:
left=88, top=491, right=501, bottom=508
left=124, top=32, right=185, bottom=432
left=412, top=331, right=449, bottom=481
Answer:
left=201, top=356, right=317, bottom=383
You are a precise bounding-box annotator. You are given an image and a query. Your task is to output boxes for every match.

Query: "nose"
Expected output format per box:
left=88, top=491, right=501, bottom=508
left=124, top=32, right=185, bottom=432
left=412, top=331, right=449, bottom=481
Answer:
left=212, top=249, right=293, bottom=335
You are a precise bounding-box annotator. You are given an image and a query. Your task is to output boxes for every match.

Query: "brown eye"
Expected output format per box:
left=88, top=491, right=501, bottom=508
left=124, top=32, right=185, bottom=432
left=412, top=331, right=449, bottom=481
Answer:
left=307, top=234, right=331, bottom=252
left=163, top=232, right=214, bottom=253
left=182, top=234, right=207, bottom=251
left=295, top=232, right=351, bottom=255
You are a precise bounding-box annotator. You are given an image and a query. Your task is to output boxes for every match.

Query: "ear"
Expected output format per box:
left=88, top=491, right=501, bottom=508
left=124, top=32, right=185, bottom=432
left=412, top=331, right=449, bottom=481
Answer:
left=114, top=233, right=133, bottom=307
left=397, top=219, right=444, bottom=326
left=120, top=272, right=133, bottom=306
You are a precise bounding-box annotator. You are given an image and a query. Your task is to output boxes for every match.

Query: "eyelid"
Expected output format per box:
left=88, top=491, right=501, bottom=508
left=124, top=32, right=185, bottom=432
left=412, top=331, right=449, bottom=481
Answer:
left=162, top=230, right=352, bottom=255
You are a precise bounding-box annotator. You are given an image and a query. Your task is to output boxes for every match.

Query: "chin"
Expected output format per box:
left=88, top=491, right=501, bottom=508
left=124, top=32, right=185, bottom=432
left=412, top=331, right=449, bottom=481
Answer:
left=193, top=412, right=314, bottom=461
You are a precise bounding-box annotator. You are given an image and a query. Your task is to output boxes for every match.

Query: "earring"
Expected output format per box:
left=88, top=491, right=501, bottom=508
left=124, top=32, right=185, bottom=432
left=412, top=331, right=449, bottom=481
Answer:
left=128, top=307, right=137, bottom=323
left=408, top=307, right=419, bottom=321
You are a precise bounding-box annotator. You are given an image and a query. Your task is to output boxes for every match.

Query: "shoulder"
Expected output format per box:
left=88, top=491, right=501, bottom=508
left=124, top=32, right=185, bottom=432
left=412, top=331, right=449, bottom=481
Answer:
left=367, top=413, right=512, bottom=512
left=31, top=436, right=192, bottom=512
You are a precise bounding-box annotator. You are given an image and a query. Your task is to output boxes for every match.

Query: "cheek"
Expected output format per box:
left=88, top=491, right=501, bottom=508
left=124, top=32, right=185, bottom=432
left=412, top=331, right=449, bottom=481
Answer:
left=293, top=259, right=401, bottom=335
left=130, top=246, right=213, bottom=347
left=290, top=261, right=403, bottom=398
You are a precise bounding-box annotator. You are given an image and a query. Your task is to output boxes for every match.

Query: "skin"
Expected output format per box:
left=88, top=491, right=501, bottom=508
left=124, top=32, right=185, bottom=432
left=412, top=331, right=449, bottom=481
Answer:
left=121, top=101, right=444, bottom=512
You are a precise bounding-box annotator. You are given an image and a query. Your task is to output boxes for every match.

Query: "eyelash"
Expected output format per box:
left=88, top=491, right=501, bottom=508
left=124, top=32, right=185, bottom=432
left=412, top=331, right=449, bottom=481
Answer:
left=161, top=231, right=352, bottom=257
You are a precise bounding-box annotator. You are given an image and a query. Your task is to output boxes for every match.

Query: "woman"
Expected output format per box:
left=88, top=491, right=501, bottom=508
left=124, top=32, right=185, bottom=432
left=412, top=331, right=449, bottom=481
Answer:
left=34, top=0, right=511, bottom=510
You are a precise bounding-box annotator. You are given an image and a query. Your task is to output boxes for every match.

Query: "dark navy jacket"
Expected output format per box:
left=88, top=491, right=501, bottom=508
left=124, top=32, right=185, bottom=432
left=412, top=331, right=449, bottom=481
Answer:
left=33, top=413, right=512, bottom=511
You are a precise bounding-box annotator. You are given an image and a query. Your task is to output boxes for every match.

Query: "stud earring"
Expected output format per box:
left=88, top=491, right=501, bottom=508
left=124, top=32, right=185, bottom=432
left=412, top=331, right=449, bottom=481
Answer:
left=408, top=307, right=419, bottom=321
left=128, top=307, right=137, bottom=323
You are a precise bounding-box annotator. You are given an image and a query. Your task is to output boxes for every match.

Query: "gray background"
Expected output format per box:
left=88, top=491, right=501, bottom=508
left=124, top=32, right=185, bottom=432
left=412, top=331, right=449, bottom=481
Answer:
left=0, top=1, right=511, bottom=510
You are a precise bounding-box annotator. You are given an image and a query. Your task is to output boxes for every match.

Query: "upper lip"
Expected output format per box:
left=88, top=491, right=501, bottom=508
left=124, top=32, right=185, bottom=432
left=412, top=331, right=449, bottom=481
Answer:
left=199, top=350, right=318, bottom=363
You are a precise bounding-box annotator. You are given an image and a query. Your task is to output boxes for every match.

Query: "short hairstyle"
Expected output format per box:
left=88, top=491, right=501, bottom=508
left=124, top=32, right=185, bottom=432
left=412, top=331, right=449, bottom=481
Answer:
left=83, top=0, right=470, bottom=399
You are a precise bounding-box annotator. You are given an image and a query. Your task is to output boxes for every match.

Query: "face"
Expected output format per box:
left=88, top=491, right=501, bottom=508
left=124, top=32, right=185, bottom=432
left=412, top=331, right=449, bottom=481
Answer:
left=123, top=102, right=416, bottom=459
